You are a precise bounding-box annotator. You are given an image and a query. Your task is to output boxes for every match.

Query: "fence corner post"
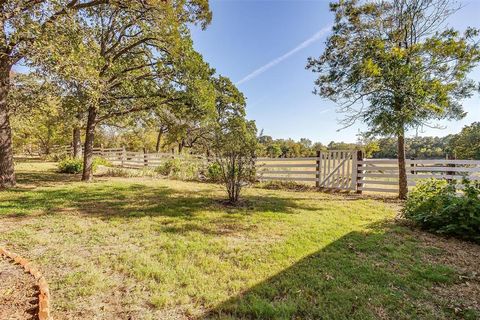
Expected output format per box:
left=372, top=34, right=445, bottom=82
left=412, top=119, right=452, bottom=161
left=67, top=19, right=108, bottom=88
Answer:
left=316, top=151, right=321, bottom=189
left=355, top=150, right=364, bottom=194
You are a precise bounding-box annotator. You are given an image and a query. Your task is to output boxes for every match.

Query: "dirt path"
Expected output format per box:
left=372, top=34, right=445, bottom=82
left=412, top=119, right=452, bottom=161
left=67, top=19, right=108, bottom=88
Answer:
left=0, top=256, right=38, bottom=320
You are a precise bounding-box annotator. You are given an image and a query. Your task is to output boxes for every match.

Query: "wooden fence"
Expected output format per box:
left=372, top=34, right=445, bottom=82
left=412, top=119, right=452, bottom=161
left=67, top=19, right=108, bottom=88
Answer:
left=61, top=146, right=480, bottom=194
left=257, top=151, right=480, bottom=193
left=256, top=150, right=357, bottom=191
left=358, top=159, right=480, bottom=193
left=63, top=146, right=204, bottom=168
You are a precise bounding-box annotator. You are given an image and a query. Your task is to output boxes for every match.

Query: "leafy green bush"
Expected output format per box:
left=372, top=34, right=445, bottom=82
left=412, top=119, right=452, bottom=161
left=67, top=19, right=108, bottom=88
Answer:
left=58, top=157, right=111, bottom=174
left=155, top=158, right=181, bottom=176
left=404, top=179, right=480, bottom=243
left=93, top=157, right=112, bottom=168
left=58, top=158, right=83, bottom=174
left=206, top=162, right=223, bottom=182
left=155, top=158, right=202, bottom=181
left=105, top=167, right=157, bottom=178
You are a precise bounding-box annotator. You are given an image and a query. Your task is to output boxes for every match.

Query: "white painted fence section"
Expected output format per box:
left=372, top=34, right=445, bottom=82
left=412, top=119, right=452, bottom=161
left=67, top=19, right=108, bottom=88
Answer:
left=358, top=159, right=480, bottom=193
left=63, top=145, right=480, bottom=194
left=318, top=150, right=355, bottom=190
left=257, top=152, right=480, bottom=194
left=256, top=156, right=319, bottom=183
left=64, top=146, right=204, bottom=168
left=256, top=150, right=357, bottom=191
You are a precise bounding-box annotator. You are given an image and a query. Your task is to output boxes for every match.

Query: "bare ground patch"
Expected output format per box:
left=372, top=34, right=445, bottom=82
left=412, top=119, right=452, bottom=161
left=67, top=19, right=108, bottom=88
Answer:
left=0, top=256, right=38, bottom=320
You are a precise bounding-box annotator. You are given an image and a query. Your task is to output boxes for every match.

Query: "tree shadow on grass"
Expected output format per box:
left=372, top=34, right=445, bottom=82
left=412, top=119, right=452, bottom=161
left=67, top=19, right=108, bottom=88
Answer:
left=14, top=170, right=82, bottom=189
left=200, top=221, right=475, bottom=320
left=1, top=173, right=325, bottom=223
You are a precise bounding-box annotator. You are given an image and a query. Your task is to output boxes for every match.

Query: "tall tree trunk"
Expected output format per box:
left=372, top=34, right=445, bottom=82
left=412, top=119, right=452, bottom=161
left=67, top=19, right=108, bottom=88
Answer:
left=0, top=62, right=15, bottom=188
left=398, top=128, right=408, bottom=200
left=72, top=126, right=82, bottom=158
left=82, top=107, right=97, bottom=181
left=155, top=128, right=163, bottom=153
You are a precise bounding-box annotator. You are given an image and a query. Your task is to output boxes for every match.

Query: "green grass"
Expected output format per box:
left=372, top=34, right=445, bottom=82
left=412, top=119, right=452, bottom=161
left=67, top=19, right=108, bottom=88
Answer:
left=0, top=162, right=478, bottom=319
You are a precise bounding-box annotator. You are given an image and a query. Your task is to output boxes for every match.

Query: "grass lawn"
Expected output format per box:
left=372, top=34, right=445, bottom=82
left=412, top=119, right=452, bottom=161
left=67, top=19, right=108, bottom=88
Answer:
left=1, top=162, right=479, bottom=319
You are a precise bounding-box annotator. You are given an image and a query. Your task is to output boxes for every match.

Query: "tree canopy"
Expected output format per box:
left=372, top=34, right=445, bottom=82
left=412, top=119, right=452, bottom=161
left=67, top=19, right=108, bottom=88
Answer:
left=307, top=0, right=480, bottom=198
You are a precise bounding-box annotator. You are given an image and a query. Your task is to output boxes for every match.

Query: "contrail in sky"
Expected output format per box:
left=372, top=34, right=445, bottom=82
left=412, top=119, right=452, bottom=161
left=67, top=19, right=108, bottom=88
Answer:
left=236, top=25, right=331, bottom=85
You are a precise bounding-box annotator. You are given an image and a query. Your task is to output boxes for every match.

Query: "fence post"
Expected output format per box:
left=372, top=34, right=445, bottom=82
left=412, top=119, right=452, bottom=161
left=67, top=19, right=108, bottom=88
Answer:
left=121, top=146, right=126, bottom=167
left=316, top=151, right=321, bottom=189
left=355, top=150, right=364, bottom=194
left=446, top=154, right=456, bottom=183
left=100, top=144, right=104, bottom=157
left=143, top=147, right=148, bottom=167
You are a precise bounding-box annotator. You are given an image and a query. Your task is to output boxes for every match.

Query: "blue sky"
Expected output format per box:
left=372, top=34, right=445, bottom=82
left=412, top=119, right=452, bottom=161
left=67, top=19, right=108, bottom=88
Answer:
left=190, top=0, right=480, bottom=144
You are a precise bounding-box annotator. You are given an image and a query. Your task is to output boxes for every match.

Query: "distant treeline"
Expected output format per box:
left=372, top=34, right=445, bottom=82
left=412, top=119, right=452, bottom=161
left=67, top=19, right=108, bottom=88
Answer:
left=257, top=122, right=480, bottom=160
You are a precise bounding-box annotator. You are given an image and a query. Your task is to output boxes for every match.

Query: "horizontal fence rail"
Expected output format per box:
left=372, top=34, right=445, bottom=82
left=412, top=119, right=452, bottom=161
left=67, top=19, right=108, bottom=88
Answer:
left=60, top=146, right=205, bottom=169
left=256, top=157, right=318, bottom=184
left=358, top=159, right=480, bottom=193
left=256, top=151, right=356, bottom=191
left=55, top=146, right=480, bottom=195
left=257, top=153, right=480, bottom=194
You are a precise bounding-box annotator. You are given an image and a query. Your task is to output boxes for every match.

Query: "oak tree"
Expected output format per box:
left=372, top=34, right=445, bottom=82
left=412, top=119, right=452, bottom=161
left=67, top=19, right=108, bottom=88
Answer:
left=34, top=1, right=212, bottom=180
left=0, top=0, right=118, bottom=187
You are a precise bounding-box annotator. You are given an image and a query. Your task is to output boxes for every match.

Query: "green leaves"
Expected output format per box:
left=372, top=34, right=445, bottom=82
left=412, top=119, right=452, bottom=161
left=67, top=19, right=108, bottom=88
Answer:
left=211, top=75, right=257, bottom=202
left=448, top=122, right=480, bottom=159
left=307, top=0, right=480, bottom=136
left=404, top=178, right=480, bottom=243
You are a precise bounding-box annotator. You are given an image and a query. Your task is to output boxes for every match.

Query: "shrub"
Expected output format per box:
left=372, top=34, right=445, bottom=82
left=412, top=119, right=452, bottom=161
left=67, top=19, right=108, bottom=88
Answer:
left=105, top=167, right=157, bottom=178
left=212, top=118, right=257, bottom=203
left=404, top=179, right=480, bottom=243
left=155, top=158, right=202, bottom=181
left=58, top=158, right=83, bottom=174
left=93, top=157, right=112, bottom=168
left=206, top=162, right=223, bottom=182
left=155, top=158, right=181, bottom=176
left=58, top=157, right=111, bottom=174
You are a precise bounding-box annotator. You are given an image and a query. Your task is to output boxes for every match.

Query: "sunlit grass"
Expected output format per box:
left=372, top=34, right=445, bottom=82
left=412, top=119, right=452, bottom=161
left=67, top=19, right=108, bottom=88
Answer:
left=0, top=162, right=477, bottom=319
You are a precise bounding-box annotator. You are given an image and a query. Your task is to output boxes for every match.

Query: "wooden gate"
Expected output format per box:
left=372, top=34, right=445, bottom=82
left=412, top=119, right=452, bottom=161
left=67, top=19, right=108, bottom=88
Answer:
left=318, top=150, right=356, bottom=191
left=255, top=150, right=358, bottom=191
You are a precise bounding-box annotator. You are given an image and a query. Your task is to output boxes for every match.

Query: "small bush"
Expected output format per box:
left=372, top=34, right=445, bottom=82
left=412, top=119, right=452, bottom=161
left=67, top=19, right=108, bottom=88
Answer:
left=155, top=158, right=181, bottom=176
left=155, top=158, right=203, bottom=181
left=206, top=162, right=223, bottom=182
left=105, top=167, right=157, bottom=178
left=58, top=157, right=111, bottom=174
left=93, top=157, right=112, bottom=168
left=404, top=179, right=480, bottom=243
left=58, top=158, right=83, bottom=174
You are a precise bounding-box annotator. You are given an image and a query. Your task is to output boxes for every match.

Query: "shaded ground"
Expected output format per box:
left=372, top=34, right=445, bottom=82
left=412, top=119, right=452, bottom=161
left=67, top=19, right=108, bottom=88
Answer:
left=0, top=256, right=38, bottom=320
left=204, top=221, right=480, bottom=320
left=0, top=162, right=479, bottom=319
